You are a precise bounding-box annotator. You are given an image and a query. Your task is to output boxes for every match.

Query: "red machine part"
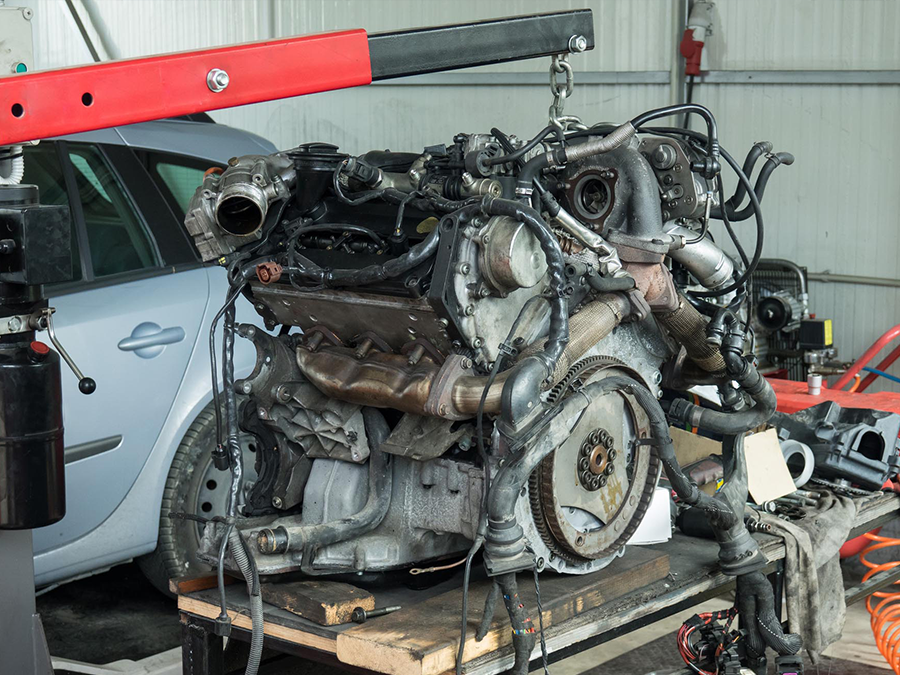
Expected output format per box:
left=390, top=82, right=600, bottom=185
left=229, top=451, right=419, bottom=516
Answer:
left=679, top=29, right=704, bottom=76
left=0, top=30, right=372, bottom=146
left=832, top=323, right=900, bottom=392
left=770, top=378, right=900, bottom=416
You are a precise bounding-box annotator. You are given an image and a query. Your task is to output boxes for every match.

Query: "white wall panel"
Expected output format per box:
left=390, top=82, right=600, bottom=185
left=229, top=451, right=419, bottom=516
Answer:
left=708, top=0, right=900, bottom=70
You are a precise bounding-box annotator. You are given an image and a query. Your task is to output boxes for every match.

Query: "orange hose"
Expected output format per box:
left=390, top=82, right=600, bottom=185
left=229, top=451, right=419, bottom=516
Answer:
left=861, top=532, right=900, bottom=672
left=848, top=374, right=862, bottom=393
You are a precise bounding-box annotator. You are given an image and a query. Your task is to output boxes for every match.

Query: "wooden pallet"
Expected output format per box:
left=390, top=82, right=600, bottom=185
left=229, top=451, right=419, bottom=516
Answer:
left=179, top=546, right=668, bottom=675
left=178, top=492, right=900, bottom=675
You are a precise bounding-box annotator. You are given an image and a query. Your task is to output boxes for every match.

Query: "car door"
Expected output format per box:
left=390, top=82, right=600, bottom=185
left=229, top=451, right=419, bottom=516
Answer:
left=31, top=139, right=211, bottom=555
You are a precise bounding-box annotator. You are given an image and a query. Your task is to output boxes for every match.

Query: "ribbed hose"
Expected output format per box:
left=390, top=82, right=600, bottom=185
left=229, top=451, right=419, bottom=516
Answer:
left=563, top=122, right=637, bottom=163
left=0, top=148, right=24, bottom=185
left=229, top=528, right=263, bottom=675
left=521, top=293, right=628, bottom=384
left=656, top=297, right=726, bottom=373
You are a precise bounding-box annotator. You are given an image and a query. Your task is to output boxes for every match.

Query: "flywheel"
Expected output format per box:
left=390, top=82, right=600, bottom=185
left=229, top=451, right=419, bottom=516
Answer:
left=527, top=359, right=661, bottom=570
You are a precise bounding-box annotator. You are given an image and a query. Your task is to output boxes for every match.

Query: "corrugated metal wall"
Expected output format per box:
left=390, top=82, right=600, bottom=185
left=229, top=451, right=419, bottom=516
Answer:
left=23, top=0, right=900, bottom=388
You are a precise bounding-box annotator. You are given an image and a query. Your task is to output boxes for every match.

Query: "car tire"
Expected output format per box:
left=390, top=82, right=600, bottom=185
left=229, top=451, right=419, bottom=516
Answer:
left=137, top=400, right=257, bottom=595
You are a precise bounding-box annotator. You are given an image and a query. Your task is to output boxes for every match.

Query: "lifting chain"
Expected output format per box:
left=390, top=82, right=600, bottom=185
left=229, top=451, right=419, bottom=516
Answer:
left=548, top=53, right=585, bottom=132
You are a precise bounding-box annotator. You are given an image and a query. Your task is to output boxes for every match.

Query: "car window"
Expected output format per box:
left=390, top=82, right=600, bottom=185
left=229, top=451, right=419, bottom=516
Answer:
left=67, top=144, right=159, bottom=278
left=21, top=143, right=82, bottom=281
left=146, top=152, right=220, bottom=219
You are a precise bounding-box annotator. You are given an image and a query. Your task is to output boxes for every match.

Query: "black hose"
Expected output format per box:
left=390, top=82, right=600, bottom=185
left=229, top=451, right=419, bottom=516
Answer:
left=727, top=141, right=773, bottom=209
left=280, top=224, right=441, bottom=289
left=689, top=149, right=765, bottom=298
left=487, top=126, right=557, bottom=167
left=667, top=309, right=777, bottom=434
left=630, top=104, right=719, bottom=174
left=332, top=160, right=385, bottom=206
left=476, top=581, right=501, bottom=641
left=712, top=152, right=794, bottom=221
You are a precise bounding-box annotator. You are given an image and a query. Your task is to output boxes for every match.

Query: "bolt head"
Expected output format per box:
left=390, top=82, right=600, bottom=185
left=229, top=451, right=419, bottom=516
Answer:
left=464, top=304, right=475, bottom=316
left=241, top=381, right=252, bottom=394
left=271, top=496, right=283, bottom=508
left=439, top=404, right=448, bottom=415
left=207, top=68, right=230, bottom=93
left=7, top=316, right=22, bottom=332
left=568, top=34, right=588, bottom=53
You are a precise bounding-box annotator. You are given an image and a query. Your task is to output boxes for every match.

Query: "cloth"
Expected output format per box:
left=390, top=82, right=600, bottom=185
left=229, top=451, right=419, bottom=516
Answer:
left=758, top=493, right=857, bottom=661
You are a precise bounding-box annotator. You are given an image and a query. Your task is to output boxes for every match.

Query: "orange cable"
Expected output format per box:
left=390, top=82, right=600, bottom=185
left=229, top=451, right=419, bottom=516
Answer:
left=861, top=532, right=900, bottom=672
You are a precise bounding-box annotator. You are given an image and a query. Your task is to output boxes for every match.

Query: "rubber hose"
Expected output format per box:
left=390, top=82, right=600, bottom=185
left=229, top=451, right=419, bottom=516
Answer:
left=450, top=294, right=627, bottom=414
left=229, top=528, right=263, bottom=675
left=261, top=407, right=392, bottom=552
left=667, top=310, right=777, bottom=435
left=669, top=347, right=776, bottom=434
left=656, top=296, right=726, bottom=373
left=587, top=275, right=635, bottom=293
left=712, top=152, right=794, bottom=221
left=476, top=582, right=502, bottom=641
left=282, top=225, right=441, bottom=288
left=727, top=141, right=772, bottom=209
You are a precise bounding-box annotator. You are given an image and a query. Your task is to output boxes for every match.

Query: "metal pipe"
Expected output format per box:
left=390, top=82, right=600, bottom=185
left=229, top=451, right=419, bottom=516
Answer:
left=806, top=272, right=900, bottom=289
left=757, top=258, right=808, bottom=296
left=80, top=0, right=121, bottom=60
left=665, top=223, right=735, bottom=290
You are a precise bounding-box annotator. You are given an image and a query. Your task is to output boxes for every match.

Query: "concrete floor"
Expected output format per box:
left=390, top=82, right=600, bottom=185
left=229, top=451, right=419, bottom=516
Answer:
left=39, top=562, right=891, bottom=674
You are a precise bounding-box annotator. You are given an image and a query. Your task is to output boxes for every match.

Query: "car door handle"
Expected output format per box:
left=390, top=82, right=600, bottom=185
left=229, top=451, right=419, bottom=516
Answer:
left=118, top=322, right=185, bottom=359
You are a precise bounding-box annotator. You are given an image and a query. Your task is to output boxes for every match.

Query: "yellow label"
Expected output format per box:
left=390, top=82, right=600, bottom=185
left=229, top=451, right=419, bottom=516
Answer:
left=824, top=319, right=833, bottom=346
left=416, top=217, right=439, bottom=234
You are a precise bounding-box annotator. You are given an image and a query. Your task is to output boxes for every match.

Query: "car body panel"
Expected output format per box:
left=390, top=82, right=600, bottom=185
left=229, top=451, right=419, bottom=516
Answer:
left=31, top=120, right=277, bottom=585
left=33, top=268, right=209, bottom=555
left=112, top=119, right=276, bottom=158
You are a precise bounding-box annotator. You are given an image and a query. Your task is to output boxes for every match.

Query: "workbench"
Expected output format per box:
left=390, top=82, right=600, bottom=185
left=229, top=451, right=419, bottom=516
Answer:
left=178, top=492, right=900, bottom=675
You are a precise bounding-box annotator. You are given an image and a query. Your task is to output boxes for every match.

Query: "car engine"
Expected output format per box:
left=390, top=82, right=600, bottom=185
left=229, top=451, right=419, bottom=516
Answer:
left=185, top=89, right=799, bottom=670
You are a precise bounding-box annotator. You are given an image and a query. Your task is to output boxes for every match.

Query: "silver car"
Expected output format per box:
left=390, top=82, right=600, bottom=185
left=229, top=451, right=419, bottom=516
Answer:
left=27, top=116, right=275, bottom=592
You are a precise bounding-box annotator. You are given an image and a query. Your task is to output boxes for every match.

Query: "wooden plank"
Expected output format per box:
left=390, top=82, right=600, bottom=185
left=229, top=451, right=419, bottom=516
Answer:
left=169, top=573, right=235, bottom=596
left=335, top=547, right=668, bottom=675
left=177, top=594, right=337, bottom=654
left=261, top=580, right=375, bottom=626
